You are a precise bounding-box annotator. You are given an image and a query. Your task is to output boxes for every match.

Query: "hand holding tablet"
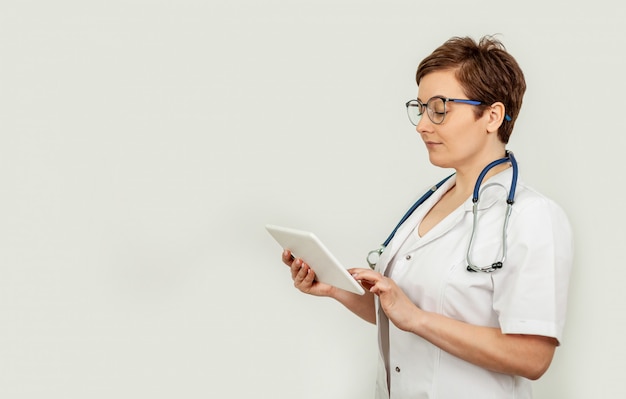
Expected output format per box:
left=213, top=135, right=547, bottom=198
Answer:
left=266, top=224, right=365, bottom=295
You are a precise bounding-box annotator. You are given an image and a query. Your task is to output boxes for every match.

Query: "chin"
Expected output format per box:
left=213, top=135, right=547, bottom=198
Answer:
left=427, top=152, right=452, bottom=169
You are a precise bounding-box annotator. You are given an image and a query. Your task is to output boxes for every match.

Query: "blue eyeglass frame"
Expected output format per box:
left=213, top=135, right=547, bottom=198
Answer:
left=405, top=96, right=512, bottom=125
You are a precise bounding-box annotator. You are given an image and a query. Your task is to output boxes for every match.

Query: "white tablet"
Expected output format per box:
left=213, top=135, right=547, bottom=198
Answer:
left=266, top=224, right=365, bottom=295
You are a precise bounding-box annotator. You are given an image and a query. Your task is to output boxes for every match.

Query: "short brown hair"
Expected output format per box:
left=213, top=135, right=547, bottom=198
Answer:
left=415, top=36, right=526, bottom=144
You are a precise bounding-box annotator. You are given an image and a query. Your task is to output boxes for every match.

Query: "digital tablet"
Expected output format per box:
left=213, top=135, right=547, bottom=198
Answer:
left=265, top=224, right=365, bottom=295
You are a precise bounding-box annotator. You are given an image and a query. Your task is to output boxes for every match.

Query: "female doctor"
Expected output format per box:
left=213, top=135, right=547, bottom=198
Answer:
left=281, top=36, right=573, bottom=399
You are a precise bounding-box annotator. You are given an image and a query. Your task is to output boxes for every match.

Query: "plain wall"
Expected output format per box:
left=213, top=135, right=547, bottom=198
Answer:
left=1, top=1, right=625, bottom=398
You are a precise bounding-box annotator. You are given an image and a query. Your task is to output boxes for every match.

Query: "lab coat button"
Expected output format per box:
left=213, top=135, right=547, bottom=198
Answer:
left=395, top=366, right=401, bottom=373
left=405, top=255, right=411, bottom=260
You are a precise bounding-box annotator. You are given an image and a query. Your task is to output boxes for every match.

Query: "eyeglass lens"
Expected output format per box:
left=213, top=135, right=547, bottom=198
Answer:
left=406, top=97, right=447, bottom=125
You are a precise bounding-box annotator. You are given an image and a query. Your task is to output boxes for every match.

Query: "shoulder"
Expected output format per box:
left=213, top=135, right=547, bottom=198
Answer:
left=510, top=180, right=573, bottom=237
left=514, top=181, right=567, bottom=213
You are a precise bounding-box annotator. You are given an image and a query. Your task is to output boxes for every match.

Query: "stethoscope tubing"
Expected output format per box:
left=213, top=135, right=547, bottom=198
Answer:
left=367, top=151, right=518, bottom=272
left=366, top=174, right=452, bottom=268
left=473, top=150, right=517, bottom=204
left=466, top=150, right=517, bottom=272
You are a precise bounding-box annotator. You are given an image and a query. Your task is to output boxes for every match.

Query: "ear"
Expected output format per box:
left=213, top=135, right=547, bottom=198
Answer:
left=486, top=102, right=506, bottom=134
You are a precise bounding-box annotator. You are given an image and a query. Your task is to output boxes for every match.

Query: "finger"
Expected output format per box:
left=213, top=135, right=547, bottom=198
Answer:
left=350, top=270, right=389, bottom=296
left=303, top=266, right=316, bottom=284
left=290, top=258, right=304, bottom=279
left=370, top=277, right=394, bottom=295
left=293, top=259, right=313, bottom=281
left=295, top=267, right=312, bottom=285
left=294, top=262, right=313, bottom=287
left=350, top=268, right=381, bottom=284
left=282, top=249, right=295, bottom=266
left=348, top=267, right=380, bottom=277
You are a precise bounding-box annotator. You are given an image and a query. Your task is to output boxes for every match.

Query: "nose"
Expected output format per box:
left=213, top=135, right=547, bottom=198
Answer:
left=415, top=113, right=433, bottom=135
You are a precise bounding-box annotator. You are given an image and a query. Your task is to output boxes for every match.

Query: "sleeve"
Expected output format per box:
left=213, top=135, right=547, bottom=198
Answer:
left=492, top=196, right=574, bottom=343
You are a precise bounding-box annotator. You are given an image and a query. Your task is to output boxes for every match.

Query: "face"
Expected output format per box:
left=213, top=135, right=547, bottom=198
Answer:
left=416, top=70, right=498, bottom=171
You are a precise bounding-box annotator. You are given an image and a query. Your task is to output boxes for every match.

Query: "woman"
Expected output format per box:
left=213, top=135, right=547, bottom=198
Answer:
left=282, top=36, right=573, bottom=399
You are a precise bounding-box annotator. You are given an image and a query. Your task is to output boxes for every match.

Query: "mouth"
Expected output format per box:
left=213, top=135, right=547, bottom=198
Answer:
left=424, top=140, right=441, bottom=147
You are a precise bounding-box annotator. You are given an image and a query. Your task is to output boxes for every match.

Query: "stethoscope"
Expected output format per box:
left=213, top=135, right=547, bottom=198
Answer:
left=367, top=150, right=518, bottom=273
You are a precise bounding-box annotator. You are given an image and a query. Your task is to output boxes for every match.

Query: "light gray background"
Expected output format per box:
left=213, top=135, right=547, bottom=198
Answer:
left=1, top=1, right=624, bottom=398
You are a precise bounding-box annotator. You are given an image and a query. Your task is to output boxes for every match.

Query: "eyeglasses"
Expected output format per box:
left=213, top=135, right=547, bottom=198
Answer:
left=405, top=96, right=483, bottom=125
left=405, top=96, right=513, bottom=125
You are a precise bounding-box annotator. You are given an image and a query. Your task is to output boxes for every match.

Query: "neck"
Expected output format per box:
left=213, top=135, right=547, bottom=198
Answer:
left=451, top=152, right=510, bottom=199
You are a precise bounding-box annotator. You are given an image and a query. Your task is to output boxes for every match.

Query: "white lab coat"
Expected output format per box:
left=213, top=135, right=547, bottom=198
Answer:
left=373, top=168, right=573, bottom=399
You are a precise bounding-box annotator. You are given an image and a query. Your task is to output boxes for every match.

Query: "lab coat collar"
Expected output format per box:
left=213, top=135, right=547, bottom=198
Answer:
left=378, top=174, right=457, bottom=275
left=378, top=167, right=516, bottom=275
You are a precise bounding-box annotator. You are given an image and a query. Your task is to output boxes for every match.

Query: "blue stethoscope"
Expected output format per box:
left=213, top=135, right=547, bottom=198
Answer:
left=367, top=151, right=518, bottom=273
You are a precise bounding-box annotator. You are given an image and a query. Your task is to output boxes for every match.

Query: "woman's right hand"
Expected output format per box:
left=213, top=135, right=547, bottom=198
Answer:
left=281, top=249, right=336, bottom=297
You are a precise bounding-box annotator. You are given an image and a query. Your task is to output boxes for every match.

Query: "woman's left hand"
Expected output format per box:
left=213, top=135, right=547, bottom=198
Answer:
left=348, top=267, right=421, bottom=332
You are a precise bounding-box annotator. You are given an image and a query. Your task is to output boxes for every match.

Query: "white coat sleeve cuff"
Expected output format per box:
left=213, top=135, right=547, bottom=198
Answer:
left=499, top=317, right=563, bottom=343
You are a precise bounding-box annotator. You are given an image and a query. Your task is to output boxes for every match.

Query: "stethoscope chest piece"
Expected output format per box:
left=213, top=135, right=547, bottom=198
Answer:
left=367, top=246, right=384, bottom=269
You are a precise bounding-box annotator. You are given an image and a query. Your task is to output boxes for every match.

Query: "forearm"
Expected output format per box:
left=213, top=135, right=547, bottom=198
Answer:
left=330, top=288, right=377, bottom=324
left=410, top=309, right=557, bottom=380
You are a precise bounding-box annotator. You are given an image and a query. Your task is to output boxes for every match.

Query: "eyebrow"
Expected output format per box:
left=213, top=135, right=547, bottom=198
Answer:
left=417, top=94, right=445, bottom=102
